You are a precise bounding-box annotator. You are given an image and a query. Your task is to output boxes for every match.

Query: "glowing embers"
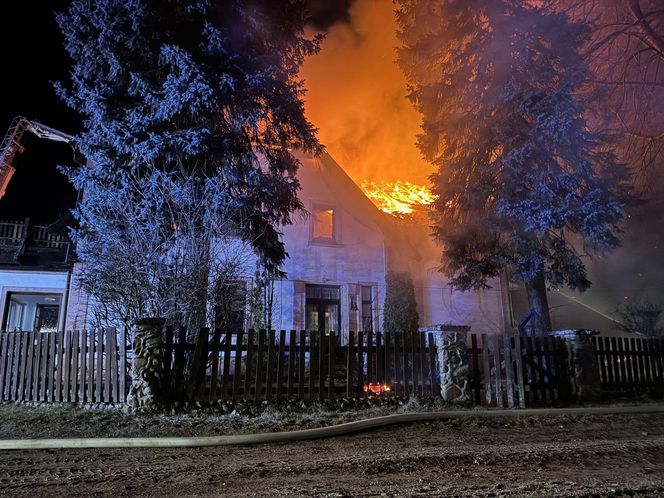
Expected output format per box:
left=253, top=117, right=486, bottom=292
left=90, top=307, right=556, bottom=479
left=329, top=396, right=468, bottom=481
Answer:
left=361, top=180, right=436, bottom=217
left=363, top=382, right=391, bottom=395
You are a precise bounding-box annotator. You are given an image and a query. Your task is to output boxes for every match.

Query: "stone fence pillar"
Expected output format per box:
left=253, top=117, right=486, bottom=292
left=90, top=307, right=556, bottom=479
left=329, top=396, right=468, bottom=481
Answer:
left=128, top=318, right=165, bottom=410
left=550, top=329, right=601, bottom=402
left=420, top=324, right=471, bottom=404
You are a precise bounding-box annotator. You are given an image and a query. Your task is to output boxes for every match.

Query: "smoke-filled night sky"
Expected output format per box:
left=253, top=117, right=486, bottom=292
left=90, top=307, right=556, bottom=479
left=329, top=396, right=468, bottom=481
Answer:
left=303, top=0, right=432, bottom=185
left=1, top=0, right=662, bottom=330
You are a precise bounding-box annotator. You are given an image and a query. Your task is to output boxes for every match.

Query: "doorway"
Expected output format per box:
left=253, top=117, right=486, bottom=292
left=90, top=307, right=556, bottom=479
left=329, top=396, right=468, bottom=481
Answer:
left=305, top=284, right=341, bottom=335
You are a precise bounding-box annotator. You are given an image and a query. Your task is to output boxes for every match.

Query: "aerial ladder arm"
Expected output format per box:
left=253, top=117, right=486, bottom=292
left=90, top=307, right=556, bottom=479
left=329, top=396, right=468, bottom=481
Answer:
left=0, top=116, right=75, bottom=199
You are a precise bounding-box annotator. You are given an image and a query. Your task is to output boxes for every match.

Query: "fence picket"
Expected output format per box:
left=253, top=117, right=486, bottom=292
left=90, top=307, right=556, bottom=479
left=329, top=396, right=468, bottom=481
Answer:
left=276, top=330, right=286, bottom=401
left=222, top=330, right=233, bottom=400
left=481, top=334, right=492, bottom=405
left=17, top=332, right=29, bottom=401
left=503, top=334, right=514, bottom=408
left=366, top=332, right=373, bottom=387
left=309, top=331, right=317, bottom=400
left=110, top=329, right=119, bottom=402
left=318, top=332, right=325, bottom=400
left=72, top=330, right=81, bottom=402
left=428, top=333, right=438, bottom=396
left=256, top=330, right=265, bottom=400
left=411, top=332, right=420, bottom=395
left=347, top=331, right=355, bottom=398
left=357, top=332, right=364, bottom=397
left=245, top=330, right=255, bottom=399
left=514, top=335, right=526, bottom=408
left=24, top=332, right=35, bottom=400
left=402, top=333, right=410, bottom=397
left=384, top=332, right=391, bottom=392
left=79, top=330, right=87, bottom=402
left=48, top=332, right=56, bottom=402
left=33, top=332, right=42, bottom=400
left=492, top=334, right=503, bottom=408
left=596, top=336, right=607, bottom=388
left=542, top=336, right=552, bottom=403
left=419, top=333, right=427, bottom=395
left=606, top=337, right=615, bottom=390
left=266, top=330, right=275, bottom=402
left=298, top=331, right=306, bottom=399
left=393, top=333, right=401, bottom=396
left=328, top=332, right=336, bottom=399
left=636, top=338, right=646, bottom=387
left=288, top=330, right=296, bottom=398
left=643, top=338, right=653, bottom=387
left=0, top=334, right=7, bottom=400
left=625, top=337, right=635, bottom=389
left=174, top=327, right=186, bottom=393
left=8, top=334, right=18, bottom=400
left=209, top=329, right=222, bottom=401
left=233, top=330, right=244, bottom=401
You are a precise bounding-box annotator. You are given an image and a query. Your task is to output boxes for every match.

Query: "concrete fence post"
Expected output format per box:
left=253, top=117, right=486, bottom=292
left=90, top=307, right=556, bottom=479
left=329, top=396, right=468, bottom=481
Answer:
left=550, top=329, right=601, bottom=403
left=128, top=318, right=165, bottom=410
left=420, top=324, right=471, bottom=404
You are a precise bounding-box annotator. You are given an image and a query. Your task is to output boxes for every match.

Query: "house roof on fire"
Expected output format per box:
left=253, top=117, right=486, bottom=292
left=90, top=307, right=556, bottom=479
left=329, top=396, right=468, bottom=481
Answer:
left=295, top=151, right=426, bottom=270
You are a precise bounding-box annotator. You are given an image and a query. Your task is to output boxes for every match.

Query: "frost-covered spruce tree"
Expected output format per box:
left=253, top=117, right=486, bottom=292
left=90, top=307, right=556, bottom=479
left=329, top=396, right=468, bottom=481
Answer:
left=395, top=1, right=630, bottom=334
left=56, top=0, right=321, bottom=328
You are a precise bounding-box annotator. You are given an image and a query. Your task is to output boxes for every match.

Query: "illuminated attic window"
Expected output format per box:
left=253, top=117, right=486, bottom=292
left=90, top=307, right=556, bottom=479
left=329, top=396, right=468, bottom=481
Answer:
left=311, top=205, right=336, bottom=242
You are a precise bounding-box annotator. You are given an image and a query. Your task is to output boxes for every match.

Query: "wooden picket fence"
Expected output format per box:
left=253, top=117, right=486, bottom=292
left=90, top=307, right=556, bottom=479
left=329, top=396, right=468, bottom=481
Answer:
left=467, top=333, right=573, bottom=408
left=0, top=329, right=127, bottom=403
left=593, top=336, right=664, bottom=396
left=162, top=328, right=440, bottom=401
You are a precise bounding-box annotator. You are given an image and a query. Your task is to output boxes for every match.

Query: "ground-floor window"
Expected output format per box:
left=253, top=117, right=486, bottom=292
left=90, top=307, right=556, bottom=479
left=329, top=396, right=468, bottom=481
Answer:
left=305, top=284, right=340, bottom=335
left=2, top=292, right=62, bottom=332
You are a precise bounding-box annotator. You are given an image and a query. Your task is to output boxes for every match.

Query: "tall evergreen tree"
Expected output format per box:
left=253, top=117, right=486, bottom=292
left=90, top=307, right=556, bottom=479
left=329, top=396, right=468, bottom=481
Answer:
left=395, top=0, right=630, bottom=334
left=383, top=272, right=419, bottom=337
left=56, top=0, right=321, bottom=326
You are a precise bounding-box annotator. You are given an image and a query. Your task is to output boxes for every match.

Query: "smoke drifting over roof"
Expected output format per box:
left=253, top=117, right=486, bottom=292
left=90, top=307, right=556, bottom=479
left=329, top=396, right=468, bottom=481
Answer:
left=306, top=0, right=354, bottom=30
left=302, top=0, right=432, bottom=186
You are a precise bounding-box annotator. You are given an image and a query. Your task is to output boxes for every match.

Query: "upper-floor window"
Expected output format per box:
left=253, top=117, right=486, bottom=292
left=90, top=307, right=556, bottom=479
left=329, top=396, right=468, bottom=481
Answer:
left=311, top=205, right=336, bottom=242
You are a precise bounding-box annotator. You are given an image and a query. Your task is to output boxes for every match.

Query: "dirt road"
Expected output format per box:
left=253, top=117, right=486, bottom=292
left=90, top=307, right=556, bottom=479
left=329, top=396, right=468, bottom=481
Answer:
left=1, top=412, right=663, bottom=497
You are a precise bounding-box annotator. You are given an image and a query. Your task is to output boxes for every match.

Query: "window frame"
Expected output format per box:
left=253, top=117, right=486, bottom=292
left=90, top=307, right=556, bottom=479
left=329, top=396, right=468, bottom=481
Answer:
left=309, top=202, right=340, bottom=245
left=1, top=288, right=66, bottom=332
left=305, top=284, right=341, bottom=336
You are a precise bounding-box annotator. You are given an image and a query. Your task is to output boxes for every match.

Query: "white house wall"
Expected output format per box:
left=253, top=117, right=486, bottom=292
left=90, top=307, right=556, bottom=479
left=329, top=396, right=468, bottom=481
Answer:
left=272, top=155, right=387, bottom=336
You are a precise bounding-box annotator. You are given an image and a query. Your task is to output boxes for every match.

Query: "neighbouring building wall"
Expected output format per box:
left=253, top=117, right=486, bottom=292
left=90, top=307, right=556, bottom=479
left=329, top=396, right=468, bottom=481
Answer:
left=384, top=220, right=510, bottom=335
left=420, top=271, right=508, bottom=335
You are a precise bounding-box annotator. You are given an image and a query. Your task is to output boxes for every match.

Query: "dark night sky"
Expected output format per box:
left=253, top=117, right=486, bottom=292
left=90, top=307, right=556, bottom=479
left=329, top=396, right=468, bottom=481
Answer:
left=0, top=1, right=79, bottom=224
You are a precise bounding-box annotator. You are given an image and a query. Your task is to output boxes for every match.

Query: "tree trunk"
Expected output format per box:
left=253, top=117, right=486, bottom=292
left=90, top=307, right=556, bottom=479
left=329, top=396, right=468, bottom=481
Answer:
left=525, top=272, right=552, bottom=336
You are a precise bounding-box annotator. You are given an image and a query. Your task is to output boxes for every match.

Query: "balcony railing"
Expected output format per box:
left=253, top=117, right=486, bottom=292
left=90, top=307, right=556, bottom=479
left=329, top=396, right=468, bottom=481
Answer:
left=0, top=218, right=71, bottom=264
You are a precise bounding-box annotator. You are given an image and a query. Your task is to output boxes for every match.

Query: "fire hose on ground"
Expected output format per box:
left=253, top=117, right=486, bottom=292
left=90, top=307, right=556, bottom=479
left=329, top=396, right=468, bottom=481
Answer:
left=0, top=405, right=662, bottom=451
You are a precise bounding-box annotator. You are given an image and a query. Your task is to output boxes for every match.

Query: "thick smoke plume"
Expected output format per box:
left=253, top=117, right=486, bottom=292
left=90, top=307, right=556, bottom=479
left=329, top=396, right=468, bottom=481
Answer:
left=302, top=0, right=432, bottom=185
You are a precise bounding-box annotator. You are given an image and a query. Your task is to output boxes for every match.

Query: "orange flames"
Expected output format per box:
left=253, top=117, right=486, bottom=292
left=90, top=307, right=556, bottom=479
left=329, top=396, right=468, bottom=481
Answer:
left=361, top=180, right=436, bottom=216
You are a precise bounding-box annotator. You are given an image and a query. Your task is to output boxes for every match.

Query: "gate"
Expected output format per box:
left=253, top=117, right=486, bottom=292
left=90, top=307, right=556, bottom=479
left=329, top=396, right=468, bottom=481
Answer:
left=468, top=333, right=573, bottom=408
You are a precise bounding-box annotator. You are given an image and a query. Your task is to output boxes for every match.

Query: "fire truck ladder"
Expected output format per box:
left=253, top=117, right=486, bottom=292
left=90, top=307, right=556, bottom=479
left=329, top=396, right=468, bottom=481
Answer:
left=0, top=116, right=74, bottom=200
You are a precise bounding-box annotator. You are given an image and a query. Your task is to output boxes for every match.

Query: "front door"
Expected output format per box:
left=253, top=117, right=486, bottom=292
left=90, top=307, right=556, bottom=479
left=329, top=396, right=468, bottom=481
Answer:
left=305, top=284, right=341, bottom=335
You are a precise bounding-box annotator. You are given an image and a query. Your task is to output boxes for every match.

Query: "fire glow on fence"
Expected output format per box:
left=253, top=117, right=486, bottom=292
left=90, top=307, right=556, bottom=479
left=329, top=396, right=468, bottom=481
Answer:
left=363, top=382, right=391, bottom=395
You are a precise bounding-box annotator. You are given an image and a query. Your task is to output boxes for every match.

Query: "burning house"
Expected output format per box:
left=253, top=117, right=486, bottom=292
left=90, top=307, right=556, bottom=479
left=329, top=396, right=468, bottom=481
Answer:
left=0, top=140, right=510, bottom=336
